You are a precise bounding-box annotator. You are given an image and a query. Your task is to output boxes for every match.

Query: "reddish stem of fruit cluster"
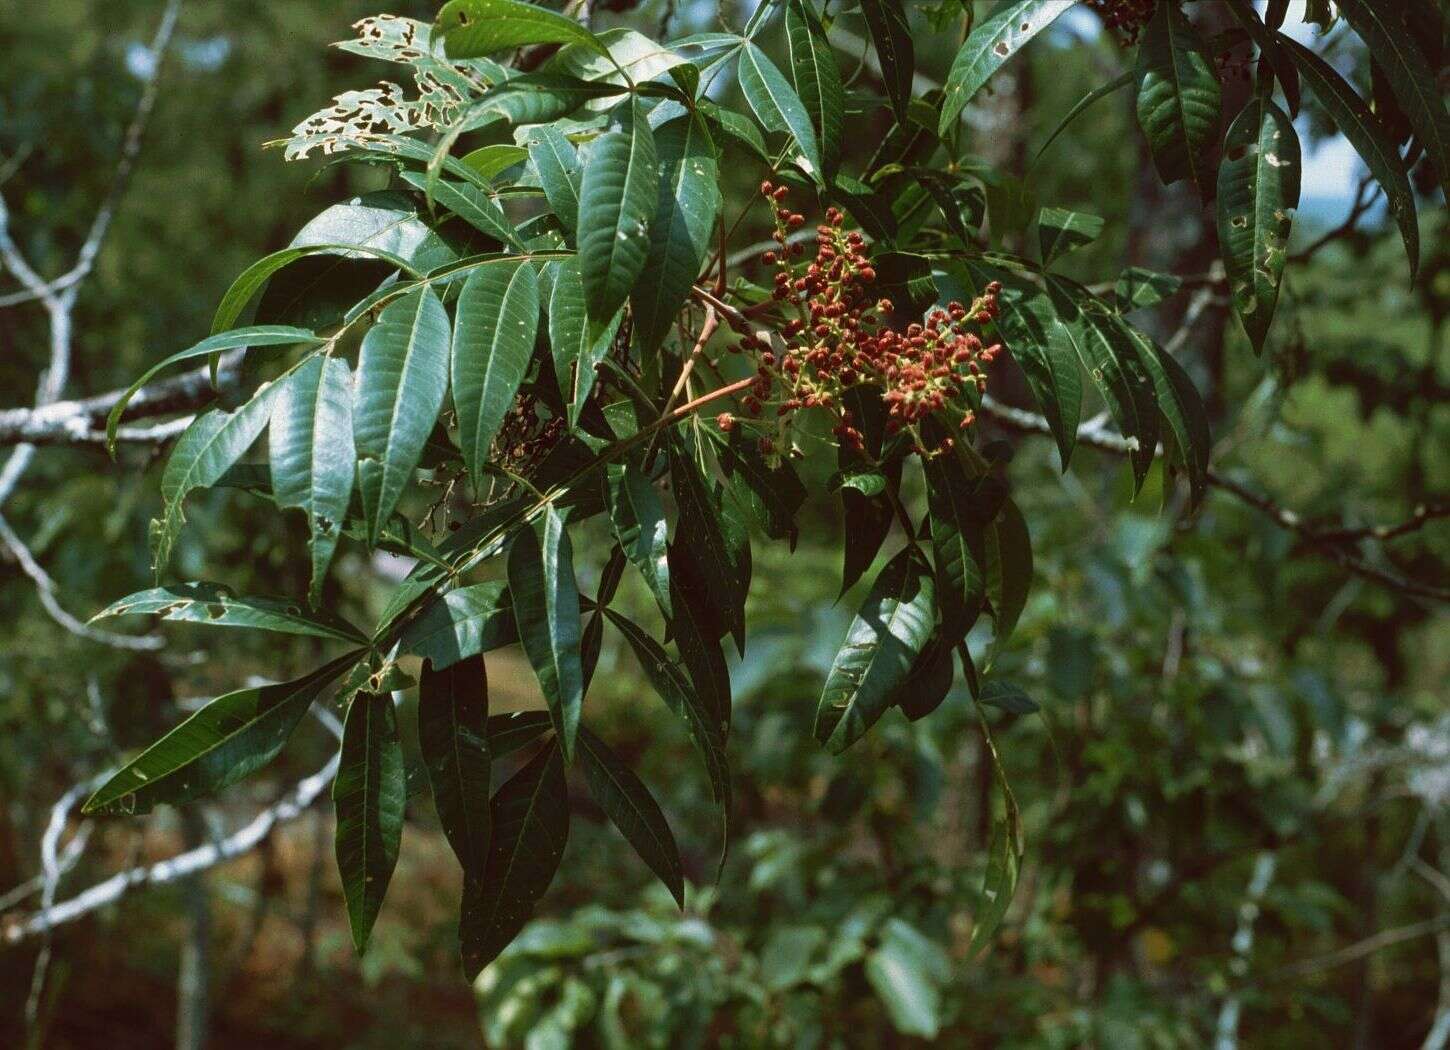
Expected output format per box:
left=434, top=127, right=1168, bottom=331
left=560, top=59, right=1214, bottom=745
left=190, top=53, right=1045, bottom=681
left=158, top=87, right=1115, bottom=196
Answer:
left=724, top=181, right=1003, bottom=457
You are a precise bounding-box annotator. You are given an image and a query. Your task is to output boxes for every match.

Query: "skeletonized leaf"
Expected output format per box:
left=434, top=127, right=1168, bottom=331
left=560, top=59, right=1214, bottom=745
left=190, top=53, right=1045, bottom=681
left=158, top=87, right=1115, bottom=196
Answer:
left=1216, top=96, right=1300, bottom=354
left=334, top=692, right=406, bottom=952
left=940, top=0, right=1070, bottom=136
left=83, top=652, right=359, bottom=816
left=577, top=98, right=658, bottom=325
left=1134, top=1, right=1222, bottom=190
left=859, top=0, right=914, bottom=122
left=507, top=505, right=584, bottom=761
left=460, top=739, right=569, bottom=978
left=577, top=726, right=685, bottom=908
left=737, top=41, right=824, bottom=182
left=419, top=655, right=491, bottom=876
left=270, top=354, right=356, bottom=604
left=353, top=287, right=451, bottom=545
left=631, top=114, right=721, bottom=353
left=93, top=582, right=366, bottom=644
left=452, top=260, right=540, bottom=489
left=814, top=547, right=936, bottom=754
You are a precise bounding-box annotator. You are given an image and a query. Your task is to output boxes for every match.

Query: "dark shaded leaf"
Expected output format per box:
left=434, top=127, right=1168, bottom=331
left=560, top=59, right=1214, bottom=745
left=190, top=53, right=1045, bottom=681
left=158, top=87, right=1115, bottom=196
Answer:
left=1135, top=1, right=1222, bottom=190
left=605, top=460, right=671, bottom=616
left=1037, top=207, right=1104, bottom=265
left=460, top=740, right=569, bottom=978
left=1278, top=32, right=1420, bottom=274
left=859, top=0, right=915, bottom=123
left=419, top=655, right=491, bottom=876
left=577, top=727, right=685, bottom=908
left=399, top=581, right=518, bottom=670
left=334, top=692, right=406, bottom=952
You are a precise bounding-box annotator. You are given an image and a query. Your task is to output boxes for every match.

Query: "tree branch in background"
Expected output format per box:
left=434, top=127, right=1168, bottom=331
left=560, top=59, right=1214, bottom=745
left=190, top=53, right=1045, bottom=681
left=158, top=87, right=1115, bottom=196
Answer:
left=2, top=708, right=343, bottom=947
left=977, top=395, right=1450, bottom=603
left=0, top=0, right=183, bottom=657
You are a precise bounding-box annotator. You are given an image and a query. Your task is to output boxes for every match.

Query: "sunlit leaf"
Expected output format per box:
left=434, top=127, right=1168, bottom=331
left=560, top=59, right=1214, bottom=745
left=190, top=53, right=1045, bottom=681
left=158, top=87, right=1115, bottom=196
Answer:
left=354, top=287, right=452, bottom=545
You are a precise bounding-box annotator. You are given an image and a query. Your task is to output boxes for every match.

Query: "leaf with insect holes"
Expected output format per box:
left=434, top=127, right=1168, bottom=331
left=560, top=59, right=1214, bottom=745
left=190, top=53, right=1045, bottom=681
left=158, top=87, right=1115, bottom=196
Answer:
left=940, top=0, right=1071, bottom=137
left=269, top=354, right=356, bottom=604
left=1217, top=96, right=1300, bottom=354
left=94, top=581, right=366, bottom=643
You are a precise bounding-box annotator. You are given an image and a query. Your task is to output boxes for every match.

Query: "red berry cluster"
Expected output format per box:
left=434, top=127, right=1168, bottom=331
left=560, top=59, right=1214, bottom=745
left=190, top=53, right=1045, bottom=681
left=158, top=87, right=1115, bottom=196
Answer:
left=1084, top=0, right=1155, bottom=44
left=730, top=182, right=1002, bottom=455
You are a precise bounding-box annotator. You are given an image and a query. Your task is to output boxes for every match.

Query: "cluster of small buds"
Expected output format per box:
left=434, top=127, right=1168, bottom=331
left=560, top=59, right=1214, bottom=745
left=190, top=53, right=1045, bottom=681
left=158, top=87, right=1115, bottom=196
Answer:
left=729, top=181, right=1003, bottom=455
left=1083, top=0, right=1156, bottom=44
